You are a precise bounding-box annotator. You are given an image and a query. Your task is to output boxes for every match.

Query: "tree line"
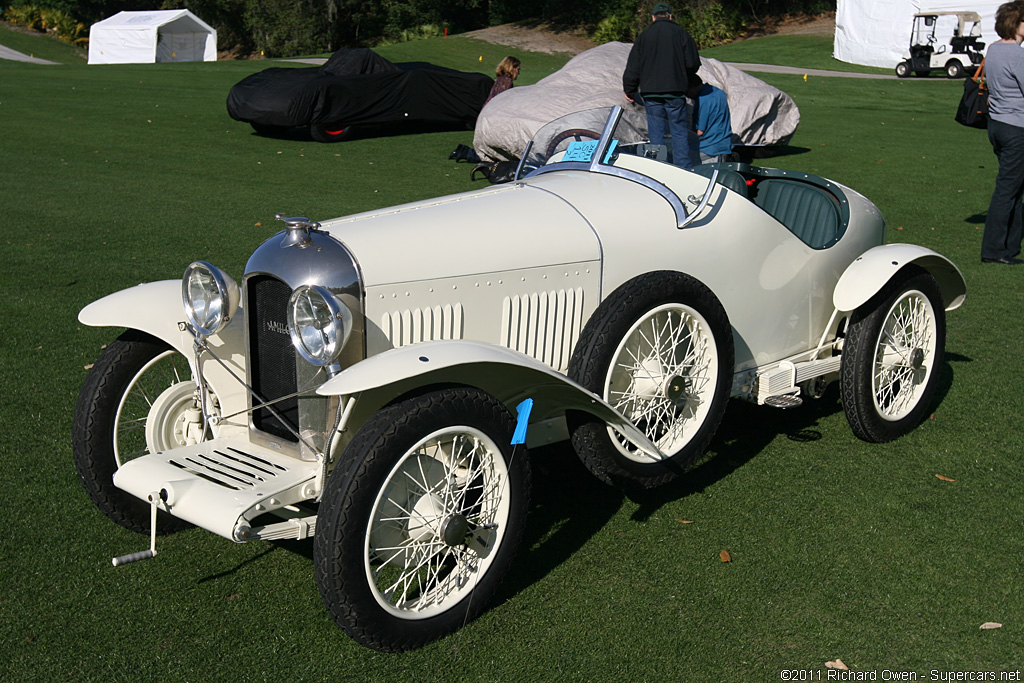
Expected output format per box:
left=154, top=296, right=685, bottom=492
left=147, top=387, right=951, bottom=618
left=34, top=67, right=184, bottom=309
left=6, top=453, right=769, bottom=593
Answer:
left=3, top=0, right=835, bottom=57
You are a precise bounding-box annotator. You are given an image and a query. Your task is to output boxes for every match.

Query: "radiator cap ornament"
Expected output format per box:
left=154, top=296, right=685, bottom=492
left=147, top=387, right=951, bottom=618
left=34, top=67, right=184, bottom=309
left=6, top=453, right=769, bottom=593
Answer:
left=275, top=213, right=321, bottom=248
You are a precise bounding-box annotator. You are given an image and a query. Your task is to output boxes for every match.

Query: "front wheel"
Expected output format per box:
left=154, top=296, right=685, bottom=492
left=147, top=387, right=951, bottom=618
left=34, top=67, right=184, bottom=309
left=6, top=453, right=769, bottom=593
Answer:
left=568, top=271, right=733, bottom=489
left=895, top=61, right=911, bottom=78
left=313, top=387, right=531, bottom=652
left=73, top=331, right=206, bottom=534
left=840, top=268, right=946, bottom=442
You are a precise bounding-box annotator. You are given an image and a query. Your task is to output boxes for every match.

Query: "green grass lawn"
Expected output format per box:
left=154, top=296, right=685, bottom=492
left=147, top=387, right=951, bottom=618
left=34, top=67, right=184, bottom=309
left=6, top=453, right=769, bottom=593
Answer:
left=701, top=33, right=893, bottom=75
left=1, top=28, right=1022, bottom=682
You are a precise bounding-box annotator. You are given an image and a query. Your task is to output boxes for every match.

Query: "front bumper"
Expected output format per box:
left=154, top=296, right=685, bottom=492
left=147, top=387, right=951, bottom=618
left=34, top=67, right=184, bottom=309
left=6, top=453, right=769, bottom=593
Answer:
left=113, top=437, right=319, bottom=542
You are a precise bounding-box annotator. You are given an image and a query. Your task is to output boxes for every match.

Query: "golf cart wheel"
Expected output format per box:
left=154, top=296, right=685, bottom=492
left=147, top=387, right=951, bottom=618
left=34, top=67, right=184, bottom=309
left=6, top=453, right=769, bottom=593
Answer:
left=895, top=62, right=910, bottom=78
left=945, top=61, right=964, bottom=78
left=311, top=123, right=354, bottom=143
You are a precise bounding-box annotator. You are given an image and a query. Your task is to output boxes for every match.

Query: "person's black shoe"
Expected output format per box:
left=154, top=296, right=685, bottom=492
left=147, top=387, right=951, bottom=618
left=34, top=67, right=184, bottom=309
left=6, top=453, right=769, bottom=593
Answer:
left=981, top=256, right=1024, bottom=264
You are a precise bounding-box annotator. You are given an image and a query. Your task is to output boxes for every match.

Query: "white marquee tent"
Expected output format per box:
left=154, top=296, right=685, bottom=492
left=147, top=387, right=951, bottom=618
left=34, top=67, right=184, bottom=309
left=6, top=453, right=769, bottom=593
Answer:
left=834, top=0, right=1000, bottom=68
left=88, top=10, right=217, bottom=65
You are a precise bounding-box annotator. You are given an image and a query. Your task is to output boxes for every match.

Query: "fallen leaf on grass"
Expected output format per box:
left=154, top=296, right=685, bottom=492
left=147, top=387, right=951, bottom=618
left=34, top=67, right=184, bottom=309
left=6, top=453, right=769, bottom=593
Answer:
left=719, top=550, right=731, bottom=562
left=935, top=474, right=957, bottom=482
left=84, top=363, right=94, bottom=370
left=980, top=622, right=1002, bottom=629
left=825, top=659, right=849, bottom=670
left=675, top=518, right=693, bottom=524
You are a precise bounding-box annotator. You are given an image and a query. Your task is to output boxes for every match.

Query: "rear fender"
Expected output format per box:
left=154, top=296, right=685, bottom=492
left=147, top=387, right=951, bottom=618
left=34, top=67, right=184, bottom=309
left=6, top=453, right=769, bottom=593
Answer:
left=317, top=339, right=664, bottom=459
left=833, top=244, right=966, bottom=313
left=78, top=280, right=249, bottom=432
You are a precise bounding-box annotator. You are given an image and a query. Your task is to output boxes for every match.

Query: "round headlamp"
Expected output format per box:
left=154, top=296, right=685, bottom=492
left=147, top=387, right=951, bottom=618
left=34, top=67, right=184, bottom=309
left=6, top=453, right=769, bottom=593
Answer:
left=182, top=261, right=239, bottom=337
left=288, top=284, right=353, bottom=366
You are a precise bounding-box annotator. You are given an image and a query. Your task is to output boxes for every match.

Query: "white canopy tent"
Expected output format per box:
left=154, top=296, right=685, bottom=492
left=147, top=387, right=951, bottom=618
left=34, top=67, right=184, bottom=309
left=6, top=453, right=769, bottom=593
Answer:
left=88, top=10, right=217, bottom=65
left=834, top=0, right=1000, bottom=68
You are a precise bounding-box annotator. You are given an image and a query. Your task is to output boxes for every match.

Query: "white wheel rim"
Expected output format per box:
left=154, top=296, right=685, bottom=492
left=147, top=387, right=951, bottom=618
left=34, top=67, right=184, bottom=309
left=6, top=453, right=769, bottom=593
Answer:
left=364, top=426, right=511, bottom=619
left=604, top=303, right=719, bottom=462
left=871, top=289, right=937, bottom=421
left=113, top=350, right=194, bottom=467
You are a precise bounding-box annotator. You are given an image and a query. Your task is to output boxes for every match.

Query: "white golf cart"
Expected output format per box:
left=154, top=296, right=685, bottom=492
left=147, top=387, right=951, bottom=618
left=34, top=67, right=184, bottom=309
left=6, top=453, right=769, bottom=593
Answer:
left=895, top=11, right=985, bottom=78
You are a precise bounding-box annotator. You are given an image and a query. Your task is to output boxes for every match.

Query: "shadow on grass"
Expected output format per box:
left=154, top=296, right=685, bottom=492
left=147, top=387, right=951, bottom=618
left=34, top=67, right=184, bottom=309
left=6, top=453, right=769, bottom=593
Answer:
left=243, top=120, right=475, bottom=146
left=208, top=360, right=964, bottom=608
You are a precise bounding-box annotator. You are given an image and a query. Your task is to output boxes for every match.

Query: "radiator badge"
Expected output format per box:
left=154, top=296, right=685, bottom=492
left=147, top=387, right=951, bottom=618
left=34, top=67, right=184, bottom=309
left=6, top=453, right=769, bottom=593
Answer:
left=265, top=320, right=289, bottom=335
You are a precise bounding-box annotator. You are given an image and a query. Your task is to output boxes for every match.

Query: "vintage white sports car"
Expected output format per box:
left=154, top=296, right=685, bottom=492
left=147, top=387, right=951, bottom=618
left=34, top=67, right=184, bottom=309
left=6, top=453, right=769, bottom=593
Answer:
left=74, top=106, right=965, bottom=652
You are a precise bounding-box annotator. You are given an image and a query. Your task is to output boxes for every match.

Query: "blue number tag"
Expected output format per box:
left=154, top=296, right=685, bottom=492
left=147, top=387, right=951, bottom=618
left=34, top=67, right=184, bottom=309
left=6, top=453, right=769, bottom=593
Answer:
left=563, top=140, right=598, bottom=162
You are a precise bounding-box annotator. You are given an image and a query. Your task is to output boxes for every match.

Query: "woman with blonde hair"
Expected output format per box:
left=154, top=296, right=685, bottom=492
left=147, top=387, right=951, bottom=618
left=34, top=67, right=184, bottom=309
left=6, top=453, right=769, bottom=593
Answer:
left=982, top=0, right=1024, bottom=264
left=485, top=56, right=521, bottom=105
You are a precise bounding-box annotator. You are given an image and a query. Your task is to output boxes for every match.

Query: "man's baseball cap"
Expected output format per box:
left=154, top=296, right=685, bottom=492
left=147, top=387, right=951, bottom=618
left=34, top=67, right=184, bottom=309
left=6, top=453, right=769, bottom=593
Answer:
left=653, top=2, right=672, bottom=14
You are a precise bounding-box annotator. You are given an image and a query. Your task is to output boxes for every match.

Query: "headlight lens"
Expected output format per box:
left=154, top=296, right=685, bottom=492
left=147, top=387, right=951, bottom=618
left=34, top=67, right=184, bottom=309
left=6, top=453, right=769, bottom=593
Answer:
left=288, top=284, right=353, bottom=366
left=182, top=261, right=239, bottom=337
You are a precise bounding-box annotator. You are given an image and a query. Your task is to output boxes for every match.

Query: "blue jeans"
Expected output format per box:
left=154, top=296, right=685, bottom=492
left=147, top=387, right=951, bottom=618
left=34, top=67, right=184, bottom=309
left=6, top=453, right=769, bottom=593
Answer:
left=983, top=119, right=1024, bottom=259
left=644, top=96, right=692, bottom=168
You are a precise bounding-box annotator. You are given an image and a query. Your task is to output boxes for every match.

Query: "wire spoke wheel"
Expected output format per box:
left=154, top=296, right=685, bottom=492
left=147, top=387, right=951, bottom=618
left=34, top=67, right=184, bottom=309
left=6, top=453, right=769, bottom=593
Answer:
left=367, top=426, right=511, bottom=618
left=568, top=271, right=732, bottom=489
left=113, top=350, right=197, bottom=466
left=841, top=268, right=946, bottom=442
left=314, top=387, right=530, bottom=652
left=871, top=290, right=937, bottom=421
left=605, top=303, right=717, bottom=460
left=73, top=331, right=202, bottom=534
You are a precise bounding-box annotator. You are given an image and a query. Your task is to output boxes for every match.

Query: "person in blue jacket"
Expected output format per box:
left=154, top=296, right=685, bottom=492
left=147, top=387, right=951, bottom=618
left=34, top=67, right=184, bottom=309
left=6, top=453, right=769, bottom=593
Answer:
left=687, top=75, right=733, bottom=165
left=622, top=2, right=700, bottom=167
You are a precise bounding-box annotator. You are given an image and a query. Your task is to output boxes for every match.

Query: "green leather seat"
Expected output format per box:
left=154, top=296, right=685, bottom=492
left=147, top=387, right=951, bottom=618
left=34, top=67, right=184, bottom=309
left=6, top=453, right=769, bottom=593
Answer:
left=751, top=179, right=842, bottom=249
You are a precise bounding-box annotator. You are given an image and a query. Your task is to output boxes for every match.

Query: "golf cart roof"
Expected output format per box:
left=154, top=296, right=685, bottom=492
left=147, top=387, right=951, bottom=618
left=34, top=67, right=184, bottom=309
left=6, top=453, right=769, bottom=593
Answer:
left=913, top=11, right=981, bottom=21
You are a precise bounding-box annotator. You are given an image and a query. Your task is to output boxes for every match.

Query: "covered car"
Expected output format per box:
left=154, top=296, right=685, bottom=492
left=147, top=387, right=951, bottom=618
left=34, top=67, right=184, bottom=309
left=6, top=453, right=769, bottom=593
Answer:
left=75, top=106, right=963, bottom=654
left=473, top=41, right=800, bottom=162
left=227, top=47, right=494, bottom=142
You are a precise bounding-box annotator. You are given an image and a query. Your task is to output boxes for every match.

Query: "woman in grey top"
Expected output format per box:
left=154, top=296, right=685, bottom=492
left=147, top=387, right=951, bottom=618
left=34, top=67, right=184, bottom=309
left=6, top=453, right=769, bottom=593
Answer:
left=982, top=0, right=1024, bottom=264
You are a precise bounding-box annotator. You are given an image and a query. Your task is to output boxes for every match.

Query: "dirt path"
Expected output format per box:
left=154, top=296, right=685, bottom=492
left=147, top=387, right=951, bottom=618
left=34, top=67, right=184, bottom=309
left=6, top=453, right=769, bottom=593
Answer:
left=465, top=13, right=837, bottom=56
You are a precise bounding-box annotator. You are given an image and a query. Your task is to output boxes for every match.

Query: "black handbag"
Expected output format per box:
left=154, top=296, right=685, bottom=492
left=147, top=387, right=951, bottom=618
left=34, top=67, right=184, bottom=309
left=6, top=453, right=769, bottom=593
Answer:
left=955, top=60, right=988, bottom=129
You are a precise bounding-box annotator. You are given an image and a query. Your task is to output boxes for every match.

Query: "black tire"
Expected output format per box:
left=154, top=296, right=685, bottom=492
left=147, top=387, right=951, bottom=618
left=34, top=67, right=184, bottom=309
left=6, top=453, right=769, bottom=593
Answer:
left=72, top=331, right=195, bottom=535
left=567, top=271, right=733, bottom=489
left=310, top=122, right=354, bottom=143
left=314, top=387, right=531, bottom=652
left=945, top=61, right=964, bottom=79
left=895, top=62, right=911, bottom=78
left=840, top=268, right=946, bottom=443
left=250, top=122, right=289, bottom=137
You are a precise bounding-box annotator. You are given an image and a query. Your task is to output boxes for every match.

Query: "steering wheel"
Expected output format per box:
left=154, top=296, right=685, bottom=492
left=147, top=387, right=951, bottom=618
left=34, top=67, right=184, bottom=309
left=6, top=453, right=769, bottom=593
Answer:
left=544, top=128, right=602, bottom=159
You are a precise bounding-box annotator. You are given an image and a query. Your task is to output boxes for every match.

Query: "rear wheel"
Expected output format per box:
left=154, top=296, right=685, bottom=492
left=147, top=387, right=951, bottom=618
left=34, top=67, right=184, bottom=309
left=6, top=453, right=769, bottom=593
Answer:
left=840, top=268, right=945, bottom=442
left=568, top=271, right=733, bottom=489
left=310, top=122, right=354, bottom=143
left=945, top=60, right=964, bottom=78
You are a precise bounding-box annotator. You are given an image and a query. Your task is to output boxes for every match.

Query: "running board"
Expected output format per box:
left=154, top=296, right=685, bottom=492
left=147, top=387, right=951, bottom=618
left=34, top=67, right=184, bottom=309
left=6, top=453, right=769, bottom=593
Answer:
left=113, top=437, right=319, bottom=542
left=755, top=356, right=842, bottom=405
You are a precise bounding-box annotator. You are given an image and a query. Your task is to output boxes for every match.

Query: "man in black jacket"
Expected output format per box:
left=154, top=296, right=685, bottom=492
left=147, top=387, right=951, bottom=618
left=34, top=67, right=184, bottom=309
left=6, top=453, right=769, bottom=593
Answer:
left=623, top=2, right=701, bottom=167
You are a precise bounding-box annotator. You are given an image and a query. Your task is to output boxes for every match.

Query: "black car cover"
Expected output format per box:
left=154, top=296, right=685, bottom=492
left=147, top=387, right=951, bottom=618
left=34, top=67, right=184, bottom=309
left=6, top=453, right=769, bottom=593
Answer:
left=227, top=48, right=494, bottom=130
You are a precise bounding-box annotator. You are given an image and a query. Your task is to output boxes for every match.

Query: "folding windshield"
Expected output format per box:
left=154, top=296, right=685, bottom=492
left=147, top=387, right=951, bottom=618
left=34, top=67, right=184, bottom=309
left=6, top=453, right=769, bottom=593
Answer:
left=518, top=106, right=719, bottom=229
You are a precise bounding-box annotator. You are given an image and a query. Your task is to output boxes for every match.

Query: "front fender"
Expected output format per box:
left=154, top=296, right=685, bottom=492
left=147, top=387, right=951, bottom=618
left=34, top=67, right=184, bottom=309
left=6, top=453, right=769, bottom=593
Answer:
left=79, top=280, right=192, bottom=355
left=317, top=340, right=664, bottom=459
left=79, top=280, right=250, bottom=434
left=833, top=243, right=966, bottom=313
